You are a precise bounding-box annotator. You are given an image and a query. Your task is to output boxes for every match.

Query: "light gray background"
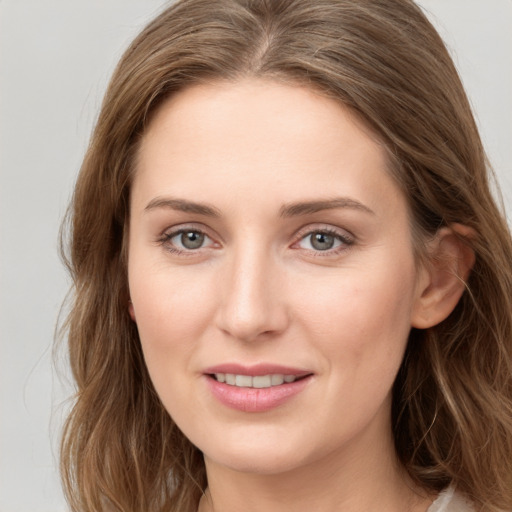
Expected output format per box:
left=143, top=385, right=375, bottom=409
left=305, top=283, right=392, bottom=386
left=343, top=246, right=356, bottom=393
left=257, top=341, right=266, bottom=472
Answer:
left=1, top=1, right=511, bottom=510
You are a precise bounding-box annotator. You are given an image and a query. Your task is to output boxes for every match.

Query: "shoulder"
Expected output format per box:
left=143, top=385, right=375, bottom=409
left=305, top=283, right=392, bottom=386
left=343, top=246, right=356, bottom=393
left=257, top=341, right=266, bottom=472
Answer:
left=427, top=486, right=475, bottom=512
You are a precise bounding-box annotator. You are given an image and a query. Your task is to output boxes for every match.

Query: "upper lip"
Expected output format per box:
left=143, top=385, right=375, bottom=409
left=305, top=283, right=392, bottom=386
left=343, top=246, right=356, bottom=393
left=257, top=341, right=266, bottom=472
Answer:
left=203, top=363, right=312, bottom=377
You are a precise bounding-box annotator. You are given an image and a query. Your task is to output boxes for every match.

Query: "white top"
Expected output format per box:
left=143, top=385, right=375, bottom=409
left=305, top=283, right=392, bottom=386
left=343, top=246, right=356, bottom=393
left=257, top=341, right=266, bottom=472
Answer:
left=427, top=486, right=474, bottom=512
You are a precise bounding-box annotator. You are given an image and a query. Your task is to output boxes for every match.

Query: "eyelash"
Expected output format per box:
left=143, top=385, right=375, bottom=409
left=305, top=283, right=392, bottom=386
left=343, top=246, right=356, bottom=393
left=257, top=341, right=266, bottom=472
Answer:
left=293, top=227, right=355, bottom=256
left=157, top=226, right=355, bottom=256
left=157, top=227, right=215, bottom=256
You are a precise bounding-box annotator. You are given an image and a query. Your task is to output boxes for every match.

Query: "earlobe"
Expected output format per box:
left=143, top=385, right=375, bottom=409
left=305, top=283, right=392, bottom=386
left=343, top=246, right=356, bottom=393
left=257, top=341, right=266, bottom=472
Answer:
left=128, top=300, right=136, bottom=322
left=411, top=224, right=476, bottom=329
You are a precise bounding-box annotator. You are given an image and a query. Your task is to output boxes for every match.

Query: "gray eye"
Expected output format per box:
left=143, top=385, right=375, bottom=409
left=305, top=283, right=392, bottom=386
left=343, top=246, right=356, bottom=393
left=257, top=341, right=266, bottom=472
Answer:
left=297, top=231, right=346, bottom=252
left=310, top=232, right=335, bottom=251
left=178, top=231, right=205, bottom=249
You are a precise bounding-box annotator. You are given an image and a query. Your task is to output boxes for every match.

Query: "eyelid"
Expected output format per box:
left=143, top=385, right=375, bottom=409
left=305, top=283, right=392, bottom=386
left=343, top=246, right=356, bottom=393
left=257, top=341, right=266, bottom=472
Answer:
left=293, top=223, right=355, bottom=240
left=158, top=221, right=218, bottom=238
left=157, top=223, right=221, bottom=253
left=291, top=224, right=355, bottom=253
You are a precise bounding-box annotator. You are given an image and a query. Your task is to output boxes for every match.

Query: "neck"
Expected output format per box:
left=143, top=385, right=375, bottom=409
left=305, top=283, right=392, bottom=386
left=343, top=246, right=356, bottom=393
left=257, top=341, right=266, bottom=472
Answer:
left=197, top=420, right=433, bottom=512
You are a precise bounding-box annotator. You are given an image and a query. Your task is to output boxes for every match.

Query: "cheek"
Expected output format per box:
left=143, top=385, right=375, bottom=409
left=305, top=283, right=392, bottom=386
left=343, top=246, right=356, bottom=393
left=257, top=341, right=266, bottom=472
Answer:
left=127, top=265, right=216, bottom=383
left=130, top=261, right=214, bottom=330
left=292, top=258, right=417, bottom=367
left=128, top=273, right=210, bottom=423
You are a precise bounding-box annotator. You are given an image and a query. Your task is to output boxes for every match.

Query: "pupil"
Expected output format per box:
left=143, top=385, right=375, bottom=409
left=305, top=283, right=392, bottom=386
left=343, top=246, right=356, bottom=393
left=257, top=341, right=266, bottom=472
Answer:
left=181, top=231, right=204, bottom=249
left=311, top=232, right=334, bottom=250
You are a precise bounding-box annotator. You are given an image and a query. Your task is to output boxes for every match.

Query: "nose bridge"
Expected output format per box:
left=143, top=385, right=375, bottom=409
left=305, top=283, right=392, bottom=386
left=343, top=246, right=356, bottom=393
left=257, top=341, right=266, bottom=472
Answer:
left=216, top=238, right=287, bottom=341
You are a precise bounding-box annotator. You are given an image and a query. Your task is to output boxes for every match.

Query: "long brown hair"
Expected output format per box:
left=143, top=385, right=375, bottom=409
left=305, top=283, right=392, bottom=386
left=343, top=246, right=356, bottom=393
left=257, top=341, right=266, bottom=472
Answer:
left=60, top=1, right=512, bottom=510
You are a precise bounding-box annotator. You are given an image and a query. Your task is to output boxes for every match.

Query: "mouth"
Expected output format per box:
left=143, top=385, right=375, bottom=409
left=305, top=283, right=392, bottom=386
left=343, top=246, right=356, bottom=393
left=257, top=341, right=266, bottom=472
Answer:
left=205, top=370, right=313, bottom=412
left=210, top=373, right=308, bottom=389
left=203, top=364, right=313, bottom=412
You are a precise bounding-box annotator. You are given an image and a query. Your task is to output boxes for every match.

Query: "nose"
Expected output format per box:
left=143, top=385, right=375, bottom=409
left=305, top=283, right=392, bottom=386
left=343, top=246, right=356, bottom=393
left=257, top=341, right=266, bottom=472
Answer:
left=214, top=244, right=289, bottom=342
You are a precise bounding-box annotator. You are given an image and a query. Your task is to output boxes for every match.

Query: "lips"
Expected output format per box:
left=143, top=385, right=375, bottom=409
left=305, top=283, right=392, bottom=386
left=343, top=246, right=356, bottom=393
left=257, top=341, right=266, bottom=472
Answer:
left=203, top=364, right=313, bottom=412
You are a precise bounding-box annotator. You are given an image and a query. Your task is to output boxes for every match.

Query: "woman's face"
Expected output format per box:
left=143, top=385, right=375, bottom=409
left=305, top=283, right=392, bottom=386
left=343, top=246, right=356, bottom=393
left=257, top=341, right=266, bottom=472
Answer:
left=128, top=79, right=427, bottom=475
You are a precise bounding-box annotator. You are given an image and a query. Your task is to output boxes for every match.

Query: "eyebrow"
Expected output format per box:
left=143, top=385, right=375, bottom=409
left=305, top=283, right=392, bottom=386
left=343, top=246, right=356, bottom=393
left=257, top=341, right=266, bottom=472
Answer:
left=279, top=197, right=375, bottom=217
left=144, top=197, right=221, bottom=217
left=143, top=196, right=374, bottom=218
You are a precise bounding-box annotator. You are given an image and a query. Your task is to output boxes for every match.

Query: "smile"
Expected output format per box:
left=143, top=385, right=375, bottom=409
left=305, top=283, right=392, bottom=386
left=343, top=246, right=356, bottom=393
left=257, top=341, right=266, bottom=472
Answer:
left=204, top=365, right=313, bottom=412
left=213, top=373, right=299, bottom=388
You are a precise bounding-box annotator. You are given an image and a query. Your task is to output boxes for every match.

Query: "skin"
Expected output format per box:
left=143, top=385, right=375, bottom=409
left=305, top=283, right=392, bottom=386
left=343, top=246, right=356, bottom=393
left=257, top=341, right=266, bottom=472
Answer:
left=127, top=79, right=469, bottom=512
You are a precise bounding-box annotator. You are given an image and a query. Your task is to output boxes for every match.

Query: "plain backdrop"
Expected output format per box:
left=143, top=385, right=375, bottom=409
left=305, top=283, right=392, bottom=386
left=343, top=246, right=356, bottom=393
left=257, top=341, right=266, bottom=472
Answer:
left=0, top=1, right=511, bottom=510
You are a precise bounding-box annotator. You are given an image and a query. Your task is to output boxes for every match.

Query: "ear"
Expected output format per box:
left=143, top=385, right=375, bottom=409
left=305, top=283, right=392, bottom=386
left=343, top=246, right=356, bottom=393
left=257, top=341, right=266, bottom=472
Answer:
left=411, top=224, right=476, bottom=329
left=128, top=299, right=136, bottom=322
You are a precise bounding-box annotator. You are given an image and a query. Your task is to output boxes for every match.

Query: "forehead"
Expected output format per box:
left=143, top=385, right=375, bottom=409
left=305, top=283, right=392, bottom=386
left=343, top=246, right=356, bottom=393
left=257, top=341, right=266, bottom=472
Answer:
left=140, top=78, right=385, bottom=160
left=133, top=78, right=404, bottom=218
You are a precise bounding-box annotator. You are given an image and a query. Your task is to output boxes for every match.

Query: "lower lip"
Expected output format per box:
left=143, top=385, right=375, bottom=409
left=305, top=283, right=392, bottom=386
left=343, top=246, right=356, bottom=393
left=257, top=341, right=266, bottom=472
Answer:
left=205, top=375, right=312, bottom=413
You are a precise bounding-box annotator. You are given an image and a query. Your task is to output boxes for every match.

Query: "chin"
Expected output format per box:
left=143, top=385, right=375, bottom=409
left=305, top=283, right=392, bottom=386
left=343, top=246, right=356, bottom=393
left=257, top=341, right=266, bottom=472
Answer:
left=197, top=426, right=330, bottom=476
left=207, top=448, right=312, bottom=476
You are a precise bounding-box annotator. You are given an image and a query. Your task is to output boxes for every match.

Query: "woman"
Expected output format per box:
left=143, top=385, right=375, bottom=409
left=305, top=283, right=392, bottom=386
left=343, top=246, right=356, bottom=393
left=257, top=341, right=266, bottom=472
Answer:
left=60, top=0, right=512, bottom=511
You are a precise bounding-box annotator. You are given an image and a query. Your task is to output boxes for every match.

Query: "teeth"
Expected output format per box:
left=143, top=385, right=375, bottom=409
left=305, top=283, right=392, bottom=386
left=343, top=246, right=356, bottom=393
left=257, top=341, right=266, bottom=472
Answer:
left=253, top=375, right=271, bottom=388
left=235, top=375, right=252, bottom=387
left=214, top=373, right=298, bottom=388
left=271, top=374, right=284, bottom=386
